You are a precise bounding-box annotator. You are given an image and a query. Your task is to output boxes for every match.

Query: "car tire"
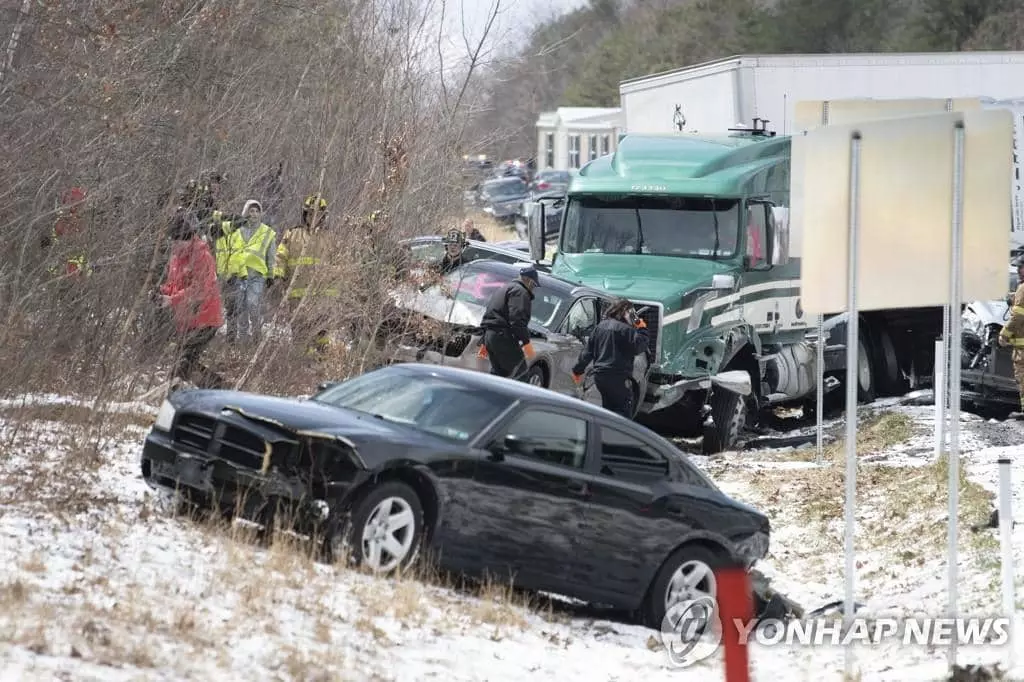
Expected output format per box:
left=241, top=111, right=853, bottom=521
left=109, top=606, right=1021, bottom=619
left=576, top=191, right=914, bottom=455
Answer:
left=702, top=388, right=746, bottom=454
left=642, top=544, right=727, bottom=630
left=326, top=481, right=424, bottom=574
left=524, top=363, right=547, bottom=387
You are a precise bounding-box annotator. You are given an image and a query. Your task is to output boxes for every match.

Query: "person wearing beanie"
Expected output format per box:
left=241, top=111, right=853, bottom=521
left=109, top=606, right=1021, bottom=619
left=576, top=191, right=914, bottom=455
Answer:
left=215, top=199, right=277, bottom=343
left=479, top=265, right=540, bottom=380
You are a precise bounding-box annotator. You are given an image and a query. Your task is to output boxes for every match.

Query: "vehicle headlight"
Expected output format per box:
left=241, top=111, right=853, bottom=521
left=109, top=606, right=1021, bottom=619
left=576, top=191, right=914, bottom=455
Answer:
left=734, top=531, right=770, bottom=565
left=154, top=400, right=176, bottom=431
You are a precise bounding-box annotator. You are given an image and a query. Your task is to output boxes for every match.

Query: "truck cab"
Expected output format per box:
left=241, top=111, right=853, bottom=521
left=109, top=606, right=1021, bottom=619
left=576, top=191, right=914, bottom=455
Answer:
left=526, top=124, right=837, bottom=452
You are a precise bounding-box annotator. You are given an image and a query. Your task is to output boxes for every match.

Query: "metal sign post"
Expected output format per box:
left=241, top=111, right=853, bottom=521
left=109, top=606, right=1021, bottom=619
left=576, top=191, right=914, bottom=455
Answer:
left=843, top=131, right=863, bottom=680
left=934, top=339, right=945, bottom=458
left=816, top=104, right=831, bottom=468
left=816, top=313, right=825, bottom=465
left=946, top=121, right=966, bottom=671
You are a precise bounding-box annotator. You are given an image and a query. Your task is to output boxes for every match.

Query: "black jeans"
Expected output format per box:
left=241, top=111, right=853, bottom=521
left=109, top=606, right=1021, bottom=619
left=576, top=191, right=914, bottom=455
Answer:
left=482, top=329, right=529, bottom=380
left=173, top=327, right=224, bottom=388
left=594, top=372, right=633, bottom=418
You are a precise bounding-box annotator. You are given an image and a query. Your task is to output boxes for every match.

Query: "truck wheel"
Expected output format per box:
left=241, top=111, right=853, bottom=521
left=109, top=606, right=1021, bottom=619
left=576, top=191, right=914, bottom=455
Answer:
left=702, top=388, right=746, bottom=454
left=856, top=330, right=876, bottom=403
left=872, top=328, right=903, bottom=396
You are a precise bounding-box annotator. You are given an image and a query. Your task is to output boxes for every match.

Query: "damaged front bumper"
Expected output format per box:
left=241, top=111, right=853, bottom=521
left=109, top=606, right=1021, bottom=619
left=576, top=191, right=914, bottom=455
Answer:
left=388, top=341, right=489, bottom=372
left=140, top=429, right=341, bottom=529
left=644, top=370, right=753, bottom=413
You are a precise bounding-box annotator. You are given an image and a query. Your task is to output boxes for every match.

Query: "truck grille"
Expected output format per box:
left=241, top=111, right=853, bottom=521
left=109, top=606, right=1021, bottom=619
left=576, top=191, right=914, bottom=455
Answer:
left=172, top=412, right=269, bottom=470
left=636, top=303, right=661, bottom=363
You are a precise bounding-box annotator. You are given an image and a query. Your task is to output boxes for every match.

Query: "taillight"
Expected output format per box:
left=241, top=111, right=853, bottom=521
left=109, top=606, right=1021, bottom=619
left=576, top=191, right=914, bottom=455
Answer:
left=537, top=182, right=549, bottom=190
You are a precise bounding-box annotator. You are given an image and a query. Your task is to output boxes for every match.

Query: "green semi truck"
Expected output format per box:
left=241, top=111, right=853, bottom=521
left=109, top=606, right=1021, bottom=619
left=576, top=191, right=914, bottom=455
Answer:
left=525, top=120, right=941, bottom=452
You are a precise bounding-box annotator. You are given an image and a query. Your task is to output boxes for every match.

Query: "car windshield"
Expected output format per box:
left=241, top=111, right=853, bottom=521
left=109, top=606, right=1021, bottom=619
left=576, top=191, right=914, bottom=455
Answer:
left=483, top=179, right=527, bottom=198
left=314, top=367, right=512, bottom=442
left=560, top=195, right=740, bottom=259
left=443, top=266, right=568, bottom=328
left=537, top=171, right=569, bottom=184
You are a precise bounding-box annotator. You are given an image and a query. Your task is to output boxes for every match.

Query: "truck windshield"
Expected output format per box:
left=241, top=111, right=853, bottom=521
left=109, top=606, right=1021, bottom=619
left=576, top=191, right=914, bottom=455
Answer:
left=560, top=195, right=740, bottom=259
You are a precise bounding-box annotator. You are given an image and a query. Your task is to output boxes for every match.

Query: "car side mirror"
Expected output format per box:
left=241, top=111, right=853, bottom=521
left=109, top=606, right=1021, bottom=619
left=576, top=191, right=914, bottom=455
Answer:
left=488, top=434, right=522, bottom=461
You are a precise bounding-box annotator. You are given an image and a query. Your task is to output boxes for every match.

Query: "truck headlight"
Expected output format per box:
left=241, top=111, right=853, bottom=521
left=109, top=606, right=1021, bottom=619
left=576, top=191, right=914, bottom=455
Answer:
left=154, top=400, right=176, bottom=432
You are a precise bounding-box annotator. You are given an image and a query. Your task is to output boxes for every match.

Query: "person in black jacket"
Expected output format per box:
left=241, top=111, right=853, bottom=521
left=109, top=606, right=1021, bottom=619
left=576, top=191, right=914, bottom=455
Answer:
left=479, top=266, right=540, bottom=379
left=436, top=229, right=468, bottom=275
left=571, top=298, right=649, bottom=418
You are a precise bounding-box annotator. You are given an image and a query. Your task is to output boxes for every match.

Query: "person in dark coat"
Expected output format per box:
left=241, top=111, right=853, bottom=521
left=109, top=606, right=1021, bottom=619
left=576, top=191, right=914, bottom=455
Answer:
left=479, top=266, right=539, bottom=379
left=571, top=297, right=649, bottom=418
left=436, top=229, right=469, bottom=275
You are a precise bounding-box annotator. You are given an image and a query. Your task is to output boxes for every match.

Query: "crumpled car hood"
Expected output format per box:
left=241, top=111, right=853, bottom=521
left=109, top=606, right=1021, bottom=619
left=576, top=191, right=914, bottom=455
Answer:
left=390, top=284, right=484, bottom=327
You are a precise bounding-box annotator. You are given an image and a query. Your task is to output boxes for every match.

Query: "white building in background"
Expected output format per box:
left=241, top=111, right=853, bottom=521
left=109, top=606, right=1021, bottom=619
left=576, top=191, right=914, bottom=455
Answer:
left=535, top=107, right=624, bottom=171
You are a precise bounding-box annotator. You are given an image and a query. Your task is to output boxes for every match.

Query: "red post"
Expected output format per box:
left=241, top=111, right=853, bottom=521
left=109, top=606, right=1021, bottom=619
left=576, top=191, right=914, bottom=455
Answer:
left=716, top=566, right=753, bottom=682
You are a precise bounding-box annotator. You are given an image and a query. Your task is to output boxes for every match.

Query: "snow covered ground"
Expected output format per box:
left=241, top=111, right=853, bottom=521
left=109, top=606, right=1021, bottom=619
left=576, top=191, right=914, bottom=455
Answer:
left=0, top=394, right=1021, bottom=681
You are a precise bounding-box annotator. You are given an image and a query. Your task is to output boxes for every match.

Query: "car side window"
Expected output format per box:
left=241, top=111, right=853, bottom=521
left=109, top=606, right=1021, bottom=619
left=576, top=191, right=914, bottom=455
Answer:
left=494, top=409, right=588, bottom=469
left=597, top=425, right=670, bottom=483
left=562, top=297, right=597, bottom=339
left=464, top=246, right=512, bottom=264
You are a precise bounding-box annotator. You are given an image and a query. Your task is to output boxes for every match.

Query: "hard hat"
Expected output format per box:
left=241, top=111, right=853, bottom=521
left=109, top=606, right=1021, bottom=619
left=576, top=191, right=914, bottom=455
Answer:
left=303, top=194, right=328, bottom=212
left=442, top=229, right=466, bottom=246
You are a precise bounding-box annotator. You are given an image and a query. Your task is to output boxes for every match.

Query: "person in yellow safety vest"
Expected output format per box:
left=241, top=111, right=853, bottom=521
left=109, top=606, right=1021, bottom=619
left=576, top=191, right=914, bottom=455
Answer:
left=214, top=199, right=277, bottom=344
left=275, top=194, right=338, bottom=355
left=999, top=254, right=1024, bottom=419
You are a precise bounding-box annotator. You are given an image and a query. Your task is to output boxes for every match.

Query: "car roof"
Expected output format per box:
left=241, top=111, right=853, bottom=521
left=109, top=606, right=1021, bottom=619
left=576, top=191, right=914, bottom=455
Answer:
left=484, top=176, right=526, bottom=185
left=458, top=259, right=577, bottom=295
left=400, top=235, right=529, bottom=260
left=382, top=362, right=638, bottom=420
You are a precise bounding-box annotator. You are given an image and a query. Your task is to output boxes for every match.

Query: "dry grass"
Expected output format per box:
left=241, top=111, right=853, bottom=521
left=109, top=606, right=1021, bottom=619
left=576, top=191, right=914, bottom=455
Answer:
left=465, top=213, right=519, bottom=242
left=747, top=411, right=998, bottom=587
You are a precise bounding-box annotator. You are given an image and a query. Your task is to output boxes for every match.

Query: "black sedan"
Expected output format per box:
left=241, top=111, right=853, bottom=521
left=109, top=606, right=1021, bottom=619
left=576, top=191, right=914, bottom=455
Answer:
left=140, top=363, right=770, bottom=628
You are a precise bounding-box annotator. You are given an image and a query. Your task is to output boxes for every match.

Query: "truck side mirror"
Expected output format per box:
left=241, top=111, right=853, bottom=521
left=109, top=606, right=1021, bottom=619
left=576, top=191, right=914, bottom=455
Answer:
left=711, top=274, right=735, bottom=290
left=526, top=201, right=545, bottom=262
left=771, top=206, right=790, bottom=266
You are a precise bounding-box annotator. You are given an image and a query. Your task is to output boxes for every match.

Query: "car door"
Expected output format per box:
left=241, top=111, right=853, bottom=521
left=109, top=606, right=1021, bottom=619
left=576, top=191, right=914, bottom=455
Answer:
left=557, top=296, right=600, bottom=402
left=469, top=405, right=593, bottom=593
left=569, top=420, right=687, bottom=606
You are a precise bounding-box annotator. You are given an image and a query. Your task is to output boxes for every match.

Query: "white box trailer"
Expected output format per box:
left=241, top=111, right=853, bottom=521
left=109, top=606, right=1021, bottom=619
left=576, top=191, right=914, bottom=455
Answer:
left=619, top=52, right=1024, bottom=136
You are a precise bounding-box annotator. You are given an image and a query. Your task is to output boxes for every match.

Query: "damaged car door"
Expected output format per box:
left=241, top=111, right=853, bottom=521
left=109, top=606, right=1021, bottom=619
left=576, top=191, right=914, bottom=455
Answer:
left=468, top=405, right=592, bottom=592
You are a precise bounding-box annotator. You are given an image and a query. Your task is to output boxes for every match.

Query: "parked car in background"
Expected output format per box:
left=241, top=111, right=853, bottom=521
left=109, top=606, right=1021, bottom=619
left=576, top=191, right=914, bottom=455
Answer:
left=381, top=259, right=651, bottom=416
left=141, top=362, right=770, bottom=629
left=529, top=169, right=572, bottom=194
left=479, top=177, right=530, bottom=224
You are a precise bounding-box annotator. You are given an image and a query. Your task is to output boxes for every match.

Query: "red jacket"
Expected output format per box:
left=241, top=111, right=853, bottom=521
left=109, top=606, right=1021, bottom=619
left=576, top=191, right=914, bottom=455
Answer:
left=160, top=237, right=224, bottom=332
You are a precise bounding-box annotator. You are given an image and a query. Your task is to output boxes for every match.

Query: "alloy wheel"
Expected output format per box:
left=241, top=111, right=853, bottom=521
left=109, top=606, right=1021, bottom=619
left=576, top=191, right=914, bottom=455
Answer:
left=665, top=559, right=717, bottom=612
left=359, top=496, right=416, bottom=572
